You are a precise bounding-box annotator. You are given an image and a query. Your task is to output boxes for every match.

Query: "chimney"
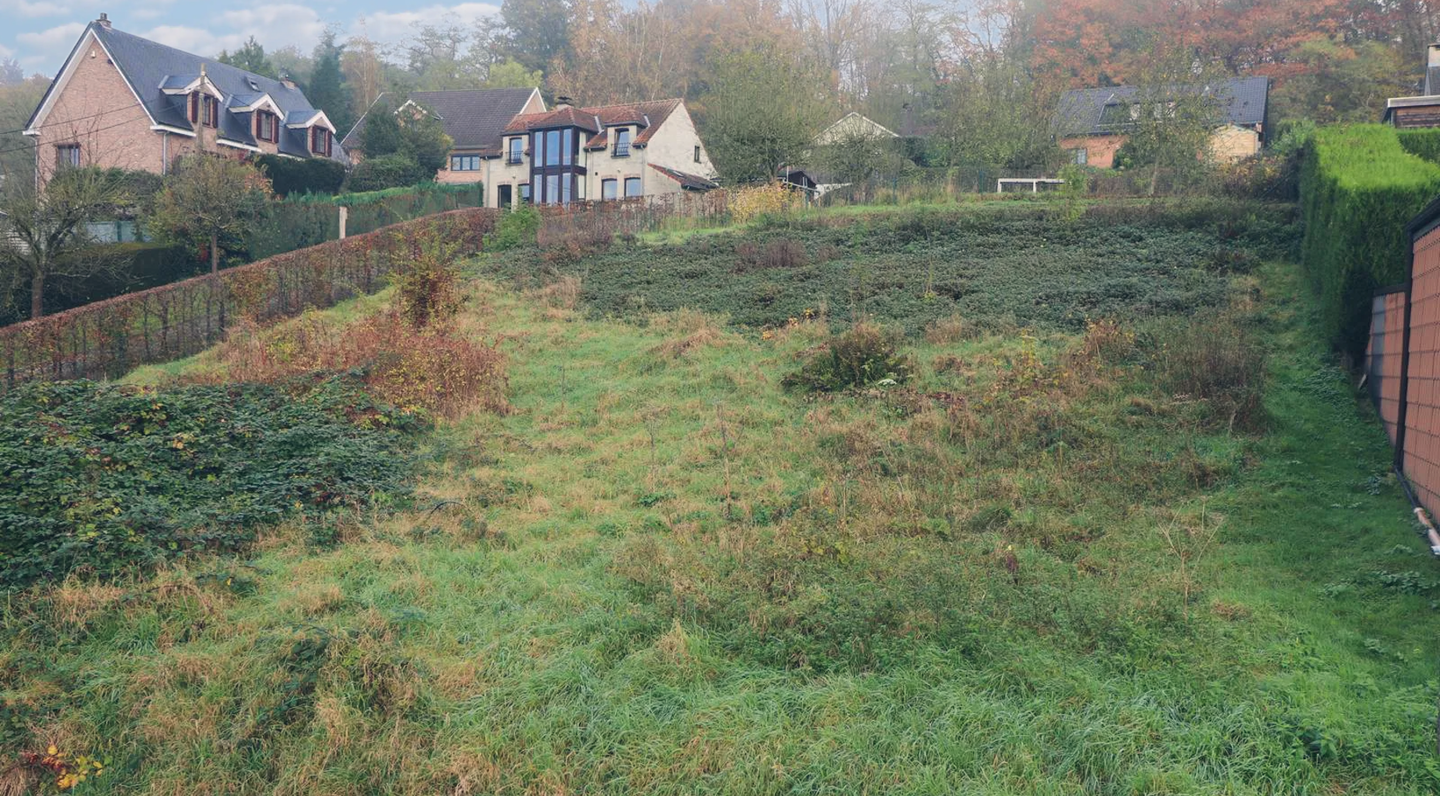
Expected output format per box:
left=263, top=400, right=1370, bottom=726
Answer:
left=280, top=72, right=296, bottom=90
left=96, top=12, right=111, bottom=29
left=1428, top=44, right=1440, bottom=95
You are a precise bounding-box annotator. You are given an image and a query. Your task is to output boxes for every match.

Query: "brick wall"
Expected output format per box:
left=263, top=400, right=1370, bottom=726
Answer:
left=35, top=30, right=168, bottom=185
left=34, top=29, right=259, bottom=187
left=1367, top=288, right=1407, bottom=444
left=1403, top=226, right=1440, bottom=512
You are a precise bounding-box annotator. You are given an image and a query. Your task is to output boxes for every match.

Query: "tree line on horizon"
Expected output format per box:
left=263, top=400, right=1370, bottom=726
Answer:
left=0, top=0, right=1438, bottom=188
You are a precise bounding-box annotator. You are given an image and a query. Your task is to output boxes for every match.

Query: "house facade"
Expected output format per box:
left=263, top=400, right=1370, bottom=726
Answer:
left=486, top=98, right=718, bottom=208
left=1385, top=44, right=1440, bottom=128
left=343, top=92, right=718, bottom=207
left=342, top=87, right=547, bottom=181
left=24, top=14, right=343, bottom=188
left=1054, top=76, right=1270, bottom=168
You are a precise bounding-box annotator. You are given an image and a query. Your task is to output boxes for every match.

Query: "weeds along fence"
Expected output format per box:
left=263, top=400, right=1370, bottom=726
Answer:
left=536, top=191, right=729, bottom=247
left=0, top=208, right=498, bottom=389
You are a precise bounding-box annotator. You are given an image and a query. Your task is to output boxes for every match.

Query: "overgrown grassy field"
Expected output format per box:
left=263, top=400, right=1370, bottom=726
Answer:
left=4, top=202, right=1438, bottom=795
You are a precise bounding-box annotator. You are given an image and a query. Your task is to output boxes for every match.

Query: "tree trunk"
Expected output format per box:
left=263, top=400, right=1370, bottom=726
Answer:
left=1149, top=162, right=1161, bottom=197
left=210, top=232, right=219, bottom=275
left=30, top=272, right=44, bottom=320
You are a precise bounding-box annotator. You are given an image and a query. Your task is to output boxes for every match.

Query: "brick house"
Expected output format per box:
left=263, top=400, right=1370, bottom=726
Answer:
left=344, top=92, right=718, bottom=208
left=24, top=14, right=344, bottom=188
left=1054, top=77, right=1270, bottom=168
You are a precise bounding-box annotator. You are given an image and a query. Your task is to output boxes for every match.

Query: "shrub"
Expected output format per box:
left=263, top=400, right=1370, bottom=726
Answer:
left=782, top=322, right=915, bottom=392
left=391, top=230, right=464, bottom=328
left=347, top=154, right=429, bottom=193
left=1144, top=313, right=1266, bottom=431
left=485, top=207, right=541, bottom=251
left=257, top=154, right=346, bottom=197
left=1300, top=125, right=1440, bottom=355
left=0, top=376, right=425, bottom=588
left=731, top=182, right=803, bottom=224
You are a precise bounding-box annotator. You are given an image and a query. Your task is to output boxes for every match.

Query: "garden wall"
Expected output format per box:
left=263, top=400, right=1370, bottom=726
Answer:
left=0, top=208, right=498, bottom=388
left=1367, top=195, right=1440, bottom=518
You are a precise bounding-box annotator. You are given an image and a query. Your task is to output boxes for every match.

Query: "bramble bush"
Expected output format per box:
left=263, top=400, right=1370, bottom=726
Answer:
left=782, top=322, right=915, bottom=392
left=0, top=376, right=425, bottom=588
left=205, top=310, right=508, bottom=418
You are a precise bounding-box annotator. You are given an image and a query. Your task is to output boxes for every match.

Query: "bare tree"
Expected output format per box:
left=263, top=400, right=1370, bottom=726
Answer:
left=0, top=168, right=129, bottom=319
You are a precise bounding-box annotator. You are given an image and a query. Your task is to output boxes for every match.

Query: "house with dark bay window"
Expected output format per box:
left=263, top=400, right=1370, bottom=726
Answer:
left=344, top=91, right=719, bottom=208
left=25, top=14, right=343, bottom=188
left=493, top=98, right=718, bottom=208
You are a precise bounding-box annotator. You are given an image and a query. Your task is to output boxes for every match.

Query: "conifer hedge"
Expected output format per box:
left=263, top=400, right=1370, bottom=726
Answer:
left=1398, top=128, right=1440, bottom=165
left=1300, top=125, right=1440, bottom=355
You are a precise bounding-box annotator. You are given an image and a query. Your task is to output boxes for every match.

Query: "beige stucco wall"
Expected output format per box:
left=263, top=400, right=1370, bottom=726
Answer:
left=478, top=101, right=717, bottom=208
left=1209, top=124, right=1260, bottom=164
left=814, top=113, right=897, bottom=146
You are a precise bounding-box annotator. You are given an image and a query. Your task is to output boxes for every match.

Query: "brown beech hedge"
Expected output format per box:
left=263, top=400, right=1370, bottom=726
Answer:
left=0, top=208, right=499, bottom=388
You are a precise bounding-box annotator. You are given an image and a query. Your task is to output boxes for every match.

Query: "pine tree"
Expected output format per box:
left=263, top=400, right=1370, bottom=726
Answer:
left=308, top=30, right=353, bottom=137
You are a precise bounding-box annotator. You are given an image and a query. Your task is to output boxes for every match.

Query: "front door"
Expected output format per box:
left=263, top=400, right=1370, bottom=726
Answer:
left=498, top=184, right=513, bottom=210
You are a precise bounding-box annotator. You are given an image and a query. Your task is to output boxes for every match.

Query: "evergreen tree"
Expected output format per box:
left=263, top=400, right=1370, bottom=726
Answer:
left=308, top=30, right=353, bottom=137
left=218, top=37, right=277, bottom=79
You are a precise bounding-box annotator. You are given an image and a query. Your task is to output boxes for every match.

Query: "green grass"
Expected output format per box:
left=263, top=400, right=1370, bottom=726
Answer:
left=3, top=203, right=1437, bottom=794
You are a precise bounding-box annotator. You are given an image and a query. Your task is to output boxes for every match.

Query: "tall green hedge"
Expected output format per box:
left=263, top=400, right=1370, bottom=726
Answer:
left=1398, top=128, right=1440, bottom=165
left=1300, top=125, right=1440, bottom=355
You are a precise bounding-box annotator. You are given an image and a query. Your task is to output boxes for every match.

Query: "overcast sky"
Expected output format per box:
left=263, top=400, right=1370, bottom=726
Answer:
left=1, top=0, right=504, bottom=74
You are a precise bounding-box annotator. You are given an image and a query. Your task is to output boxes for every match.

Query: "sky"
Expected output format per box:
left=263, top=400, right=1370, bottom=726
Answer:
left=0, top=0, right=504, bottom=75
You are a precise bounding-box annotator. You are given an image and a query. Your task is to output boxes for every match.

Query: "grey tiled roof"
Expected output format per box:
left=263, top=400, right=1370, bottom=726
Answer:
left=29, top=21, right=342, bottom=161
left=1055, top=76, right=1269, bottom=137
left=342, top=88, right=539, bottom=155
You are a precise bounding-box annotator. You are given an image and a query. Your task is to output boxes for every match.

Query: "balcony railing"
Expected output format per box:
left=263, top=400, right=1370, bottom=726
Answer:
left=506, top=152, right=524, bottom=165
left=613, top=142, right=630, bottom=158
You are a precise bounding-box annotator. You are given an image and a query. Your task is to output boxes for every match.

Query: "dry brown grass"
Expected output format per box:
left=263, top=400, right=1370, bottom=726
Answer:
left=198, top=310, right=508, bottom=418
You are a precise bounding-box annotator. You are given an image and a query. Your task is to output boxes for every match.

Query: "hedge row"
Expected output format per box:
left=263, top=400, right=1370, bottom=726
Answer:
left=1300, top=125, right=1440, bottom=355
left=0, top=208, right=498, bottom=388
left=244, top=183, right=485, bottom=261
left=1398, top=128, right=1440, bottom=165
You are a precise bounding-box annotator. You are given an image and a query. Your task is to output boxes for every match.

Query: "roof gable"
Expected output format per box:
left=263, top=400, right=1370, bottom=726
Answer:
left=28, top=20, right=341, bottom=161
left=1055, top=76, right=1270, bottom=137
left=343, top=88, right=543, bottom=154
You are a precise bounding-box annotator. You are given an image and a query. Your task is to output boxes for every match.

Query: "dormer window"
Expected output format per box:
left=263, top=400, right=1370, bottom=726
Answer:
left=613, top=128, right=631, bottom=158
left=193, top=94, right=219, bottom=128
left=255, top=110, right=279, bottom=143
left=310, top=127, right=332, bottom=157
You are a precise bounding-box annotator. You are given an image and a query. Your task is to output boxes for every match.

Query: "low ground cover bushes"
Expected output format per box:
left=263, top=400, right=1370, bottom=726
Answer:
left=0, top=376, right=424, bottom=588
left=486, top=200, right=1299, bottom=336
